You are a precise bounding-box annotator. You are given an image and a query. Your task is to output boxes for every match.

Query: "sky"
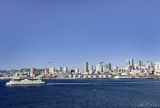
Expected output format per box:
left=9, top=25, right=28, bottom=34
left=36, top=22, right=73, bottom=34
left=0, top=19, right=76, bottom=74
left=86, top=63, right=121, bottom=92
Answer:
left=0, top=0, right=160, bottom=70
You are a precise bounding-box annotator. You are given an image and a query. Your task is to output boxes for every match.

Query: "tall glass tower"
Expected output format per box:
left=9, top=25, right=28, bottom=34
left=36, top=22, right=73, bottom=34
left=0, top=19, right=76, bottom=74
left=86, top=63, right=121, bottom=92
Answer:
left=84, top=61, right=89, bottom=72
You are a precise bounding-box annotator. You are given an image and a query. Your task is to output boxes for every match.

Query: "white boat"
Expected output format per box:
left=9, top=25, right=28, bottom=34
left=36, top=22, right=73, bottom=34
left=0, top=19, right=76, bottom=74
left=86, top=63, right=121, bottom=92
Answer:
left=6, top=79, right=45, bottom=86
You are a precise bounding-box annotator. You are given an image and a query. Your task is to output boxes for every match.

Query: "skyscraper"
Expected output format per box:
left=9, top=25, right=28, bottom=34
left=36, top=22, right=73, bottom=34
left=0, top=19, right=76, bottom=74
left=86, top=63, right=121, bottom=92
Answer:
left=125, top=59, right=131, bottom=70
left=89, top=64, right=93, bottom=72
left=103, top=64, right=109, bottom=72
left=59, top=66, right=63, bottom=72
left=49, top=67, right=55, bottom=74
left=108, top=63, right=112, bottom=71
left=84, top=61, right=89, bottom=72
left=30, top=68, right=36, bottom=77
left=138, top=60, right=142, bottom=69
left=131, top=58, right=135, bottom=70
left=155, top=62, right=160, bottom=72
left=96, top=63, right=102, bottom=72
left=75, top=68, right=79, bottom=73
left=63, top=66, right=68, bottom=73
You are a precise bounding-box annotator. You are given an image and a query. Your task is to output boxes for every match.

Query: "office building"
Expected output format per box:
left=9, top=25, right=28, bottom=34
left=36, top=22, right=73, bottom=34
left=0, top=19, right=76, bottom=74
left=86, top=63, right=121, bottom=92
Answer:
left=89, top=64, right=93, bottom=72
left=131, top=58, right=135, bottom=70
left=84, top=61, right=89, bottom=72
left=63, top=66, right=68, bottom=73
left=30, top=68, right=36, bottom=77
left=59, top=67, right=63, bottom=72
left=96, top=63, right=102, bottom=72
left=49, top=67, right=55, bottom=74
left=155, top=62, right=160, bottom=72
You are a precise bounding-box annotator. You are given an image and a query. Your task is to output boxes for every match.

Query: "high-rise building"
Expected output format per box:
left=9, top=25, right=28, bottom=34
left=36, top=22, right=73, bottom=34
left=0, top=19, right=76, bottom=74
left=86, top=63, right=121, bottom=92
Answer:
left=145, top=61, right=152, bottom=69
left=89, top=64, right=93, bottom=72
left=125, top=59, right=131, bottom=70
left=59, top=67, right=63, bottom=72
left=155, top=62, right=160, bottom=72
left=138, top=60, right=142, bottom=69
left=84, top=61, right=89, bottom=72
left=30, top=68, right=36, bottom=77
left=75, top=68, right=79, bottom=73
left=135, top=64, right=139, bottom=70
left=103, top=64, right=109, bottom=72
left=108, top=63, right=112, bottom=71
left=103, top=63, right=112, bottom=72
left=44, top=69, right=49, bottom=75
left=49, top=67, right=55, bottom=74
left=96, top=63, right=102, bottom=72
left=63, top=66, right=68, bottom=73
left=126, top=58, right=135, bottom=71
left=131, top=58, right=135, bottom=70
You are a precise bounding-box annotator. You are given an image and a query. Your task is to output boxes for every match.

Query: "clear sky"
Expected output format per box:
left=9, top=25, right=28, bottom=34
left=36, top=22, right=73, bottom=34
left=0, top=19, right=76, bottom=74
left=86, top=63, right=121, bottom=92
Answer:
left=0, top=0, right=160, bottom=70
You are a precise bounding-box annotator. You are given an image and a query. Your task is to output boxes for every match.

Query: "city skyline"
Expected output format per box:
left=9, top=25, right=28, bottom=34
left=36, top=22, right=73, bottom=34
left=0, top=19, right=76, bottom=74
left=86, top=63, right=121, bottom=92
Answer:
left=0, top=0, right=160, bottom=69
left=0, top=58, right=159, bottom=71
left=1, top=58, right=160, bottom=80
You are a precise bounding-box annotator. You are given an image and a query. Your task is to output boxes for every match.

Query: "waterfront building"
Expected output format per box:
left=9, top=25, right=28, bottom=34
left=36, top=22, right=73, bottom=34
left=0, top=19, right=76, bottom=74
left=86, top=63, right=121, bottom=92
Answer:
left=94, top=71, right=98, bottom=75
left=68, top=75, right=72, bottom=79
left=88, top=75, right=92, bottom=78
left=93, top=75, right=97, bottom=78
left=73, top=75, right=76, bottom=79
left=103, top=75, right=107, bottom=78
left=83, top=75, right=87, bottom=79
left=89, top=71, right=93, bottom=75
left=108, top=75, right=112, bottom=78
left=77, top=75, right=81, bottom=78
left=98, top=75, right=103, bottom=78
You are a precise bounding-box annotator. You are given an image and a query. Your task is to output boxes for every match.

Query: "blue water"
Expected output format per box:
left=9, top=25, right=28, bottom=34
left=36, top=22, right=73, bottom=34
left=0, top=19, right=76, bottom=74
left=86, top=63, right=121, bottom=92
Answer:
left=0, top=79, right=160, bottom=108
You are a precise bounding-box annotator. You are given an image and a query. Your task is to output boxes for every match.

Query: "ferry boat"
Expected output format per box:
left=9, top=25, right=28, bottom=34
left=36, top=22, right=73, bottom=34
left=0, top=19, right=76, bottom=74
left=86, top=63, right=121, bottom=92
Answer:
left=6, top=79, right=45, bottom=86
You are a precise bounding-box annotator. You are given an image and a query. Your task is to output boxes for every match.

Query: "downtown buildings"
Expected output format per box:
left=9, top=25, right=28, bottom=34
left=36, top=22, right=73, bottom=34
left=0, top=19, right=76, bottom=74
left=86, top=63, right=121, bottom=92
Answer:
left=1, top=58, right=160, bottom=79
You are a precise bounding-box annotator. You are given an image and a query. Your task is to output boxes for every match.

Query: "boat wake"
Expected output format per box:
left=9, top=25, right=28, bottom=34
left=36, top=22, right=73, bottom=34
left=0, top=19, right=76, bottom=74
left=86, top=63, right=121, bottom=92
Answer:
left=45, top=81, right=148, bottom=86
left=46, top=83, right=94, bottom=86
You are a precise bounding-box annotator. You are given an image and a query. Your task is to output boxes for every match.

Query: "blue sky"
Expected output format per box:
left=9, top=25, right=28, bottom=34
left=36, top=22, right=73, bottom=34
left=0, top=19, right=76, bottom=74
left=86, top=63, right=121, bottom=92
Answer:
left=0, top=0, right=160, bottom=70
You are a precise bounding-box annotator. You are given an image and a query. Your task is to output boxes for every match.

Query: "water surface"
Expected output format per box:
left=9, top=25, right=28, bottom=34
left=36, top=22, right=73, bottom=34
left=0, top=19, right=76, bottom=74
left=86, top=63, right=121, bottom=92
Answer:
left=0, top=79, right=160, bottom=108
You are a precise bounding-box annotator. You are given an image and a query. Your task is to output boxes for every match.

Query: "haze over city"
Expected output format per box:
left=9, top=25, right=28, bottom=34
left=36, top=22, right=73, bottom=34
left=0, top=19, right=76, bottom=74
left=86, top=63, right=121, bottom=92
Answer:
left=0, top=0, right=160, bottom=69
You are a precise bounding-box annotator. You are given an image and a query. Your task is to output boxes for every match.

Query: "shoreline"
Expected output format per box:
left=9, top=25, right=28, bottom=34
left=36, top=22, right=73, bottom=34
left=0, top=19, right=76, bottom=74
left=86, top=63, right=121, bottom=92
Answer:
left=0, top=77, right=159, bottom=80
